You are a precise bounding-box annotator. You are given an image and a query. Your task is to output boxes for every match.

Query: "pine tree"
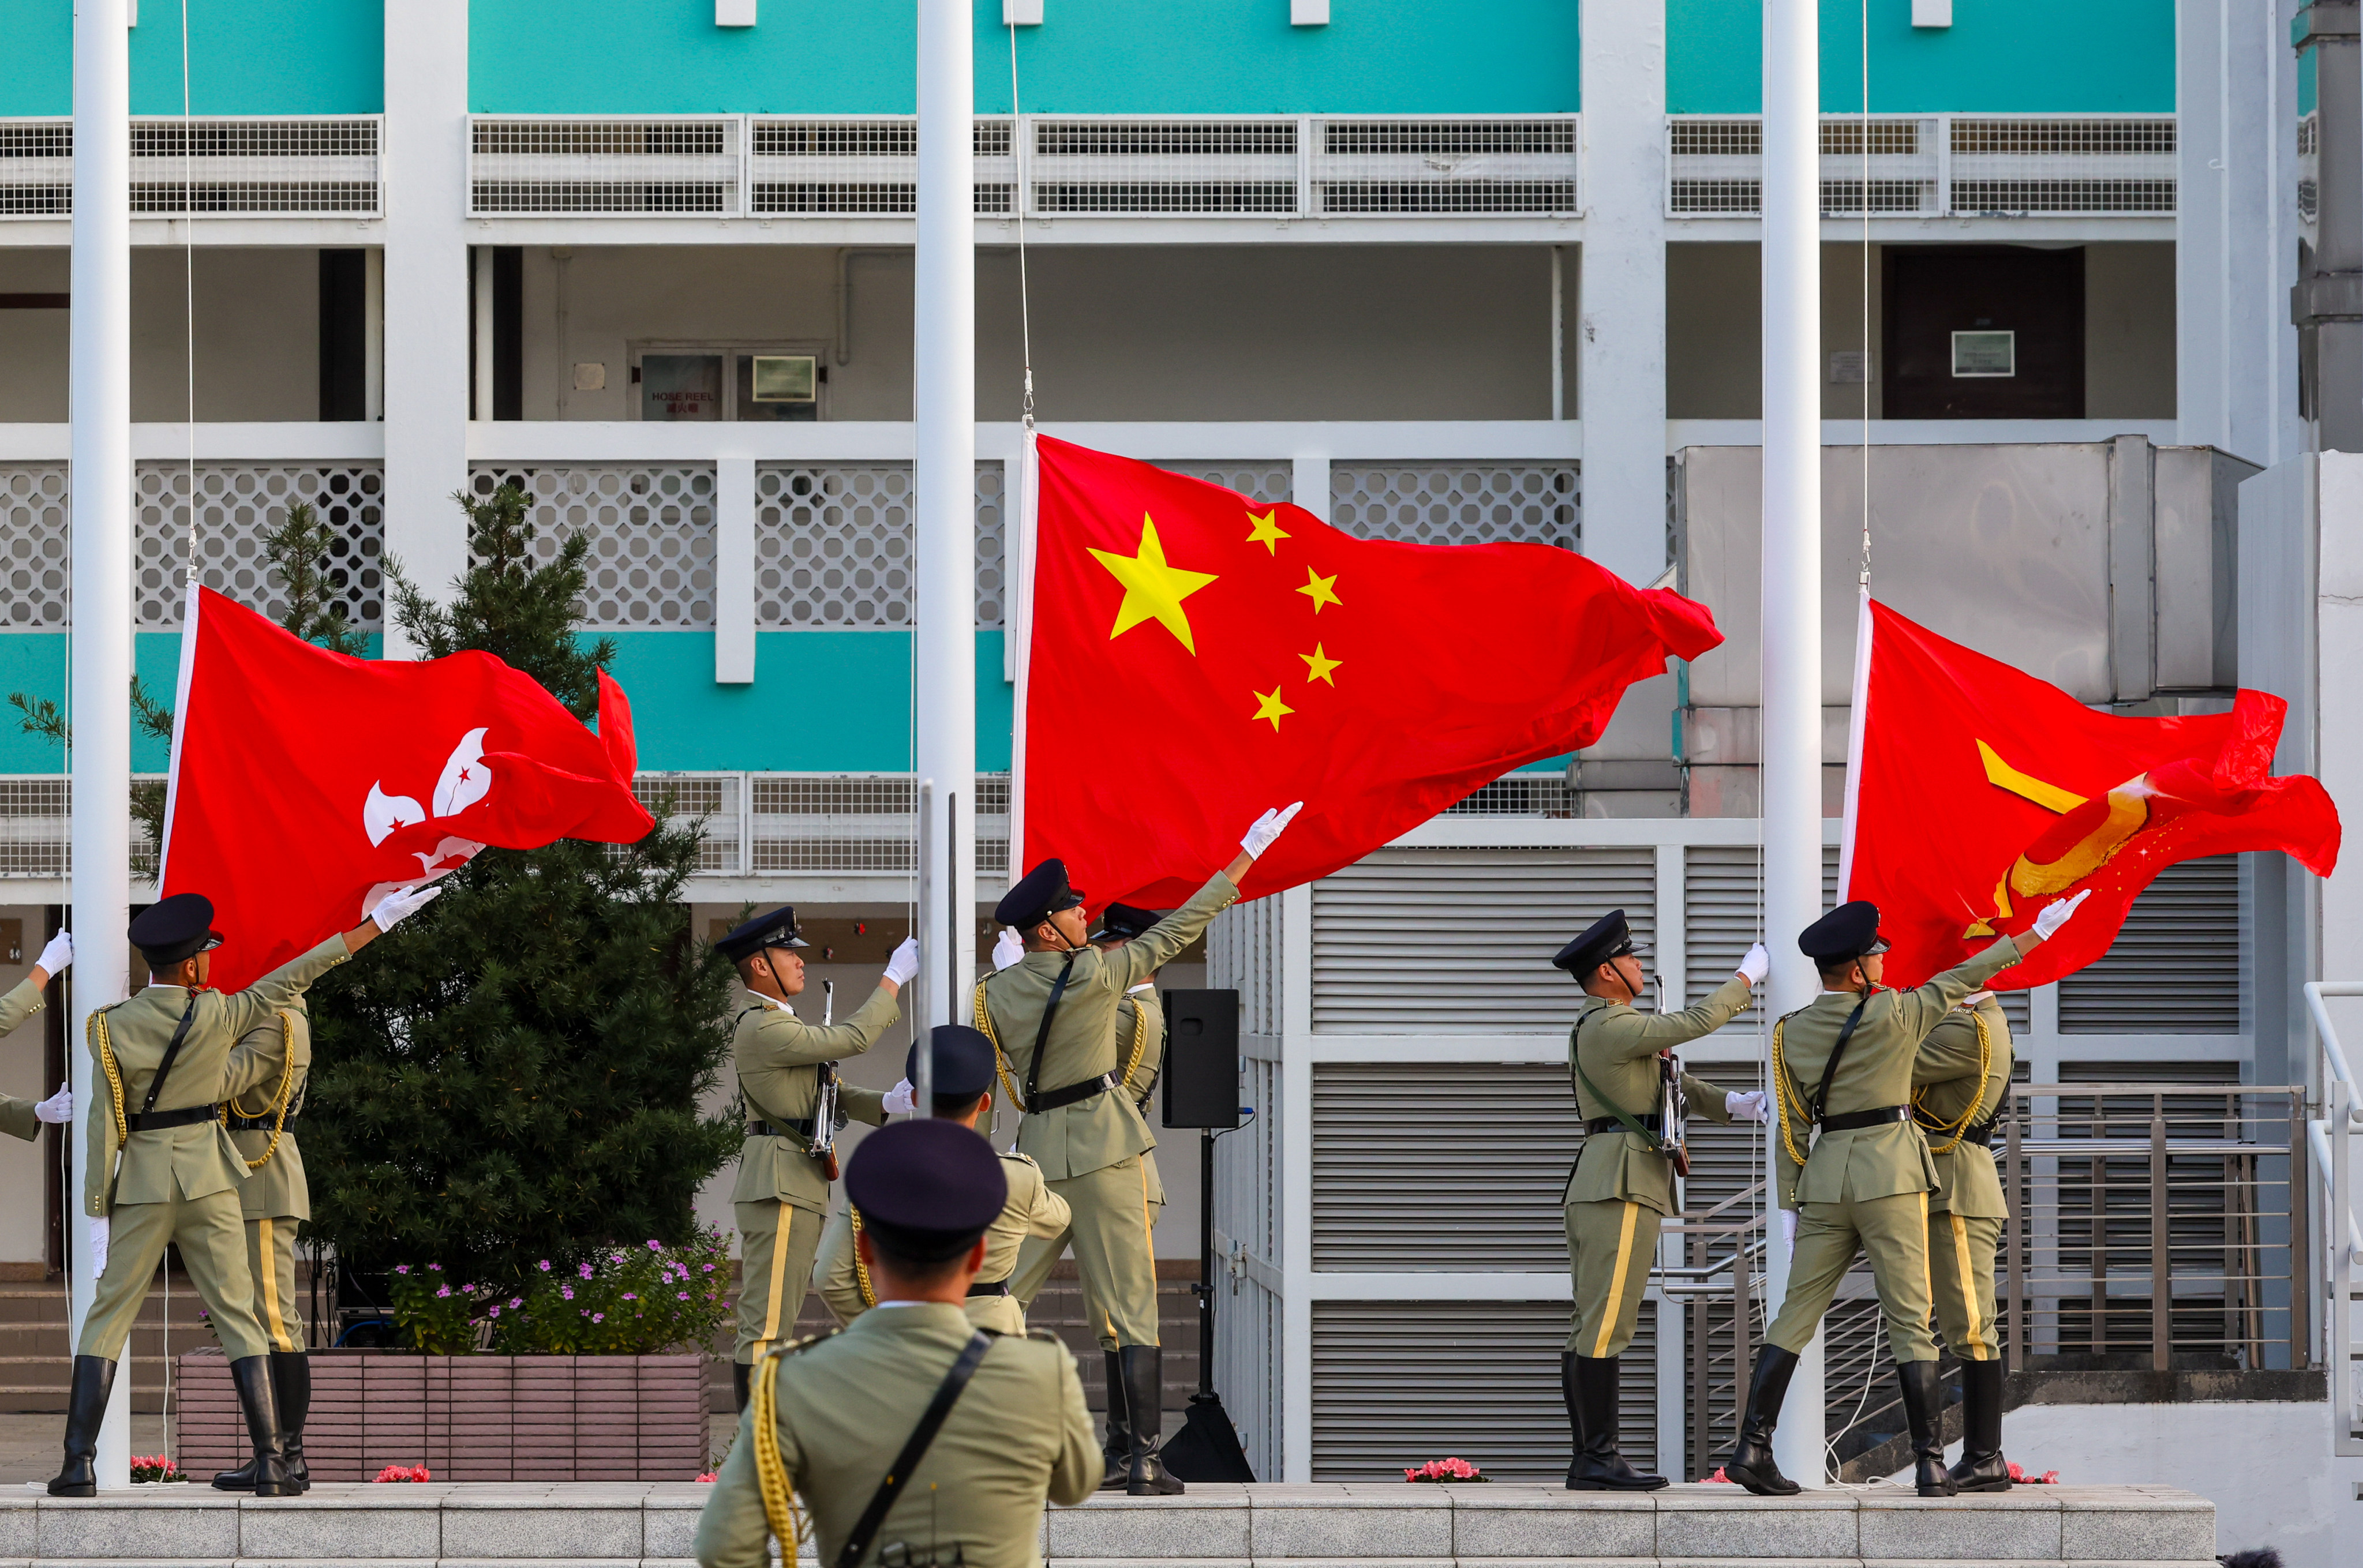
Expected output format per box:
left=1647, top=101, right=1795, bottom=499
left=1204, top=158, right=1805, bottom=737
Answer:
left=301, top=483, right=741, bottom=1285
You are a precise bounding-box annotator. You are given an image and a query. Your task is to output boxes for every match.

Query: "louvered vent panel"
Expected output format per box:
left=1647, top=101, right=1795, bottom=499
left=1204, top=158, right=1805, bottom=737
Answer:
left=1681, top=845, right=1837, bottom=1028
left=2055, top=857, right=2238, bottom=1033
left=1312, top=847, right=1654, bottom=1033
left=1312, top=1301, right=1653, bottom=1480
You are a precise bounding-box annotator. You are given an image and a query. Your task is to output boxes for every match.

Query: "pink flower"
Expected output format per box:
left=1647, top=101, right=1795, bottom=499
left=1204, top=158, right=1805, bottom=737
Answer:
left=647, top=1239, right=662, bottom=1251
left=2040, top=1471, right=2060, bottom=1484
left=537, top=1260, right=552, bottom=1272
left=427, top=1263, right=442, bottom=1272
left=592, top=1313, right=604, bottom=1323
left=622, top=1293, right=636, bottom=1301
left=579, top=1263, right=594, bottom=1280
left=488, top=1306, right=501, bottom=1317
left=696, top=1472, right=717, bottom=1483
left=677, top=1291, right=689, bottom=1300
left=436, top=1285, right=451, bottom=1299
left=703, top=1262, right=716, bottom=1273
left=394, top=1265, right=410, bottom=1275
left=508, top=1297, right=523, bottom=1308
left=560, top=1286, right=574, bottom=1300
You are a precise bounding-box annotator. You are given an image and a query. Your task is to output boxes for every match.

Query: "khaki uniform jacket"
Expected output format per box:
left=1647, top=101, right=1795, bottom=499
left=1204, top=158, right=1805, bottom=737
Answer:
left=1563, top=975, right=1748, bottom=1216
left=729, top=985, right=900, bottom=1216
left=980, top=872, right=1236, bottom=1181
left=0, top=976, right=50, bottom=1141
left=1115, top=985, right=1164, bottom=1107
left=1772, top=937, right=2026, bottom=1211
left=694, top=1303, right=1099, bottom=1568
left=84, top=938, right=347, bottom=1218
left=227, top=1003, right=312, bottom=1221
left=1912, top=995, right=2013, bottom=1219
left=817, top=1150, right=1070, bottom=1333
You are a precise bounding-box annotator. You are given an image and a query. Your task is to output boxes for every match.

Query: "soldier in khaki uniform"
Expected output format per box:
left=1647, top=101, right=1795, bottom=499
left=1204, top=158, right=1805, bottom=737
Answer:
left=1553, top=909, right=1769, bottom=1490
left=1914, top=989, right=2016, bottom=1491
left=719, top=906, right=921, bottom=1411
left=1724, top=891, right=2085, bottom=1499
left=54, top=888, right=437, bottom=1499
left=0, top=931, right=76, bottom=1142
left=696, top=1118, right=1099, bottom=1568
left=1005, top=901, right=1168, bottom=1489
left=976, top=802, right=1300, bottom=1495
left=815, top=1025, right=1068, bottom=1337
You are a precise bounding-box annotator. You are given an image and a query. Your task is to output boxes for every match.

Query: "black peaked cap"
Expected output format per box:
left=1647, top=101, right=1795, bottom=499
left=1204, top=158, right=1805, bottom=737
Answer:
left=996, top=858, right=1084, bottom=929
left=1552, top=909, right=1634, bottom=974
left=845, top=1119, right=1008, bottom=1262
left=130, top=894, right=224, bottom=967
left=717, top=906, right=807, bottom=962
left=1090, top=902, right=1164, bottom=942
left=907, top=1025, right=999, bottom=1102
left=1800, top=900, right=1890, bottom=965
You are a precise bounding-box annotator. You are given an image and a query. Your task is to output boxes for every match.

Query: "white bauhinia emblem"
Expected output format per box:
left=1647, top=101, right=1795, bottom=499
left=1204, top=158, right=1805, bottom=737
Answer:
left=364, top=782, right=426, bottom=848
left=432, top=728, right=492, bottom=819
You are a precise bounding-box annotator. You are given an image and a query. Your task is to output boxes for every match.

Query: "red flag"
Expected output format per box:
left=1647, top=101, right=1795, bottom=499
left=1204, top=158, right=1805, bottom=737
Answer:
left=160, top=588, right=656, bottom=990
left=1016, top=436, right=1723, bottom=907
left=1842, top=596, right=2340, bottom=990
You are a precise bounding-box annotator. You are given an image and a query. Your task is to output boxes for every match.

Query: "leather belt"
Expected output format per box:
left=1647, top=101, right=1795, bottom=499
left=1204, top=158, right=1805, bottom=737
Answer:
left=747, top=1118, right=815, bottom=1139
left=1030, top=1074, right=1114, bottom=1113
left=965, top=1280, right=1010, bottom=1299
left=226, top=1113, right=293, bottom=1132
left=1818, top=1104, right=1909, bottom=1133
left=1585, top=1114, right=1663, bottom=1136
left=126, top=1104, right=223, bottom=1133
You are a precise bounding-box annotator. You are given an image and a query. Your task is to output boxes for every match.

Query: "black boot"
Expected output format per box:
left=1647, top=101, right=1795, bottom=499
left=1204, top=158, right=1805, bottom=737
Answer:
left=1722, top=1346, right=1803, bottom=1496
left=732, top=1361, right=751, bottom=1415
left=1119, top=1345, right=1184, bottom=1495
left=1946, top=1359, right=2010, bottom=1492
left=219, top=1355, right=291, bottom=1498
left=214, top=1352, right=312, bottom=1492
left=1897, top=1360, right=1957, bottom=1498
left=1565, top=1353, right=1666, bottom=1490
left=1098, top=1351, right=1130, bottom=1491
left=47, top=1356, right=117, bottom=1497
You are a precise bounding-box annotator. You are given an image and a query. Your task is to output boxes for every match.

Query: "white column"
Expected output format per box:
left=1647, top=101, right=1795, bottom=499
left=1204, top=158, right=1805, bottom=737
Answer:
left=69, top=0, right=134, bottom=1491
left=913, top=0, right=975, bottom=1027
left=380, top=0, right=472, bottom=654
left=1577, top=0, right=1668, bottom=584
left=472, top=247, right=495, bottom=422
left=714, top=456, right=756, bottom=684
left=1759, top=0, right=1828, bottom=1487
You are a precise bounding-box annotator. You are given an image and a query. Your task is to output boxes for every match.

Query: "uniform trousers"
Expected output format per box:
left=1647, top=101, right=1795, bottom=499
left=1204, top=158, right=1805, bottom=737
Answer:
left=1010, top=1149, right=1164, bottom=1351
left=245, top=1214, right=305, bottom=1354
left=1928, top=1209, right=2002, bottom=1363
left=1766, top=1190, right=1940, bottom=1364
left=79, top=1190, right=270, bottom=1363
left=1564, top=1198, right=1657, bottom=1358
left=1005, top=1156, right=1160, bottom=1348
left=733, top=1199, right=822, bottom=1365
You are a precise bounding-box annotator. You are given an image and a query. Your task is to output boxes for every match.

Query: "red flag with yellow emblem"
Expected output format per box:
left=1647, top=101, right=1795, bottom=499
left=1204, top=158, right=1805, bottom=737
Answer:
left=1014, top=436, right=1724, bottom=908
left=1842, top=597, right=2340, bottom=990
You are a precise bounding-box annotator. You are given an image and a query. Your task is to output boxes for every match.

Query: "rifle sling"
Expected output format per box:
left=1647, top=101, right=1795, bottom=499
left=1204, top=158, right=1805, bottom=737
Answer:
left=1020, top=953, right=1078, bottom=1112
left=1808, top=991, right=1876, bottom=1126
left=138, top=993, right=204, bottom=1117
left=834, top=1330, right=994, bottom=1568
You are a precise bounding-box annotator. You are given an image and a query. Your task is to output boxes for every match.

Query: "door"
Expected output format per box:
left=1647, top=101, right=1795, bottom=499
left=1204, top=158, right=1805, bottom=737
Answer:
left=1882, top=246, right=2084, bottom=418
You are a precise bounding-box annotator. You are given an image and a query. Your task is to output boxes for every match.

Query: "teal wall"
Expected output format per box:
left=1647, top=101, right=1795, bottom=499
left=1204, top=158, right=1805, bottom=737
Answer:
left=471, top=0, right=1579, bottom=115
left=0, top=1, right=383, bottom=117
left=1665, top=0, right=2176, bottom=113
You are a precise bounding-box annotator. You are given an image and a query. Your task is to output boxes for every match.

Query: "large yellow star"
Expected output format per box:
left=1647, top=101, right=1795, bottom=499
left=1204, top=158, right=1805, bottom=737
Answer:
left=1250, top=687, right=1295, bottom=732
left=1300, top=644, right=1342, bottom=685
left=1087, top=514, right=1219, bottom=654
left=1245, top=509, right=1291, bottom=555
left=1296, top=567, right=1342, bottom=613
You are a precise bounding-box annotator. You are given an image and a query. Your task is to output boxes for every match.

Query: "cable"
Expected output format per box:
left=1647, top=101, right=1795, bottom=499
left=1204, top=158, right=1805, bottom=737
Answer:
left=1006, top=21, right=1035, bottom=432
left=1858, top=0, right=1872, bottom=594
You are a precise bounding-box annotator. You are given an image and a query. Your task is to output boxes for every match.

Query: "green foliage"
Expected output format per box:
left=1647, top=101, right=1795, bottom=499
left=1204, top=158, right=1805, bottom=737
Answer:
left=384, top=1232, right=734, bottom=1356
left=385, top=1264, right=481, bottom=1355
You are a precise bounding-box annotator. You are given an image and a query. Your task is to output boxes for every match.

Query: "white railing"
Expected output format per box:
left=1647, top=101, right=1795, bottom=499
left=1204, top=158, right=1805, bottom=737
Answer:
left=2304, top=981, right=2363, bottom=1455
left=638, top=771, right=1012, bottom=879
left=0, top=117, right=381, bottom=219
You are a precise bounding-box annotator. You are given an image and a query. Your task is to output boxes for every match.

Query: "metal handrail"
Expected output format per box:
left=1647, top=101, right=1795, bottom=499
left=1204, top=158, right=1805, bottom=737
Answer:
left=2304, top=980, right=2363, bottom=1108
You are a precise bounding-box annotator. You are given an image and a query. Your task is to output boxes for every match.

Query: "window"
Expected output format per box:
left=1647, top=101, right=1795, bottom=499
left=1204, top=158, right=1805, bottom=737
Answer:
left=632, top=344, right=826, bottom=421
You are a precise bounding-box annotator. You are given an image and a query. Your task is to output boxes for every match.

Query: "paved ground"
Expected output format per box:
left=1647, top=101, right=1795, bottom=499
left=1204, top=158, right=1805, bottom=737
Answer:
left=0, top=1411, right=170, bottom=1486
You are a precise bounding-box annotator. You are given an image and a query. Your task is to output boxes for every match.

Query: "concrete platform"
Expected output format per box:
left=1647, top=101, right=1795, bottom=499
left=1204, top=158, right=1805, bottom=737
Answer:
left=0, top=1480, right=2216, bottom=1567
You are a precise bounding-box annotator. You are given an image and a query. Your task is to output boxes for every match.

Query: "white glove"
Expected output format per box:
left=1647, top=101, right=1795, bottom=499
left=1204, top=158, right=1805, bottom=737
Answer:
left=992, top=928, right=1025, bottom=971
left=883, top=937, right=921, bottom=987
left=1725, top=1089, right=1767, bottom=1124
left=1240, top=801, right=1304, bottom=860
left=33, top=1083, right=71, bottom=1124
left=1777, top=1208, right=1796, bottom=1251
left=371, top=883, right=443, bottom=933
left=882, top=1079, right=917, bottom=1115
left=88, top=1217, right=108, bottom=1279
left=2031, top=887, right=2091, bottom=942
left=36, top=930, right=72, bottom=974
left=1737, top=942, right=1770, bottom=985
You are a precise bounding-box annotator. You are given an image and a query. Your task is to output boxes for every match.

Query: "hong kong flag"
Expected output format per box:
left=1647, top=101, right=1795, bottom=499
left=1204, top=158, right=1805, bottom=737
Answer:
left=1014, top=436, right=1724, bottom=908
left=1842, top=595, right=2340, bottom=990
left=159, top=587, right=655, bottom=990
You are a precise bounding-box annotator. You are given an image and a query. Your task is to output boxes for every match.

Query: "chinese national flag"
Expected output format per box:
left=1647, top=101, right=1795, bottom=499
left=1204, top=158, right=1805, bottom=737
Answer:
left=1844, top=597, right=2340, bottom=990
left=160, top=588, right=655, bottom=991
left=1017, top=437, right=1725, bottom=907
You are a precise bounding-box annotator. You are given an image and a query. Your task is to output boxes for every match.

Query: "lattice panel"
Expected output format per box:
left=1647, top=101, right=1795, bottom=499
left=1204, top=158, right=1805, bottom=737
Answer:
left=473, top=466, right=716, bottom=629
left=1330, top=464, right=1580, bottom=551
left=755, top=465, right=913, bottom=628
left=0, top=121, right=72, bottom=217
left=1156, top=462, right=1294, bottom=505
left=1030, top=118, right=1298, bottom=215
left=1313, top=117, right=1578, bottom=216
left=1667, top=117, right=1938, bottom=217
left=0, top=466, right=69, bottom=628
left=975, top=462, right=1006, bottom=627
left=133, top=464, right=384, bottom=630
left=1948, top=116, right=2177, bottom=215
left=748, top=118, right=1014, bottom=215
left=470, top=117, right=740, bottom=215
left=2, top=118, right=379, bottom=219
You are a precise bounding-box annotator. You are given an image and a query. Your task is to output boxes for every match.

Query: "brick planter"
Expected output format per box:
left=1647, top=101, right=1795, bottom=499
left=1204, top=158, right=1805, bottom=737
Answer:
left=175, top=1347, right=709, bottom=1481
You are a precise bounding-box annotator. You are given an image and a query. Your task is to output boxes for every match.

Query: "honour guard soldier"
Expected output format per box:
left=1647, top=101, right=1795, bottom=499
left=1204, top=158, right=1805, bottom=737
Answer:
left=211, top=996, right=317, bottom=1494
left=0, top=929, right=75, bottom=1142
left=720, top=906, right=920, bottom=1412
left=976, top=802, right=1300, bottom=1495
left=1555, top=910, right=1769, bottom=1490
left=695, top=1118, right=1099, bottom=1568
left=1913, top=988, right=2016, bottom=1490
left=54, top=887, right=438, bottom=1498
left=1724, top=890, right=2086, bottom=1499
left=814, top=1025, right=1069, bottom=1336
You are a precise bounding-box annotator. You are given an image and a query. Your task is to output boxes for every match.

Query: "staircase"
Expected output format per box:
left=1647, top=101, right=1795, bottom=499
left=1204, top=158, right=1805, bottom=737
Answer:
left=0, top=1272, right=249, bottom=1413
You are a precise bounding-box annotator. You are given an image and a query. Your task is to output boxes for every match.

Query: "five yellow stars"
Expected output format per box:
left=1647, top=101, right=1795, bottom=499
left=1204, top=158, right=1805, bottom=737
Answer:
left=1251, top=687, right=1295, bottom=732
left=1299, top=644, right=1341, bottom=685
left=1245, top=509, right=1292, bottom=555
left=1296, top=567, right=1342, bottom=613
left=1088, top=513, right=1219, bottom=654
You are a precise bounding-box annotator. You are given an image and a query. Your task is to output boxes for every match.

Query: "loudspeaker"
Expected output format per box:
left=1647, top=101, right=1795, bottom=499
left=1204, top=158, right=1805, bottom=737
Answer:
left=1160, top=989, right=1240, bottom=1129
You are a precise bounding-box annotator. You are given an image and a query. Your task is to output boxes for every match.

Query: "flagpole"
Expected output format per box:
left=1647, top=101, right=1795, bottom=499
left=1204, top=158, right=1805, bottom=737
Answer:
left=69, top=0, right=136, bottom=1491
left=1759, top=0, right=1828, bottom=1487
left=913, top=0, right=976, bottom=1033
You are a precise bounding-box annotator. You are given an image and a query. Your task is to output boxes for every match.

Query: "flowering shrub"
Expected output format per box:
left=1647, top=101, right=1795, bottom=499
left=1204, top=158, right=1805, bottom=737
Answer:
left=1403, top=1457, right=1488, bottom=1483
left=387, top=1263, right=482, bottom=1355
left=386, top=1229, right=732, bottom=1356
left=374, top=1464, right=433, bottom=1483
left=129, top=1454, right=180, bottom=1483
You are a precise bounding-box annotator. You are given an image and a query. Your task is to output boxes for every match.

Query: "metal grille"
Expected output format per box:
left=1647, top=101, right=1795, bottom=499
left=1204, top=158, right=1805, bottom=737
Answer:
left=1443, top=774, right=1576, bottom=816
left=2300, top=114, right=2319, bottom=224
left=747, top=774, right=1009, bottom=876
left=0, top=465, right=69, bottom=627
left=470, top=117, right=740, bottom=215
left=1313, top=116, right=1578, bottom=215
left=0, top=119, right=71, bottom=216
left=1310, top=847, right=1653, bottom=1033
left=1330, top=464, right=1579, bottom=550
left=2056, top=857, right=2240, bottom=1033
left=472, top=466, right=715, bottom=629
left=1949, top=116, right=2176, bottom=215
left=747, top=118, right=1013, bottom=215
left=0, top=778, right=163, bottom=878
left=1155, top=462, right=1293, bottom=505
left=133, top=463, right=385, bottom=629
left=634, top=773, right=740, bottom=873
left=754, top=465, right=913, bottom=628
left=1312, top=1301, right=1653, bottom=1480
left=1030, top=118, right=1298, bottom=216
left=2, top=116, right=380, bottom=218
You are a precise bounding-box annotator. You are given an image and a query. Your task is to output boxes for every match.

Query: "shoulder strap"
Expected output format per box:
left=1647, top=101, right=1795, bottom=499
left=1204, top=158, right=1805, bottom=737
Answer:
left=1808, top=991, right=1876, bottom=1126
left=1021, top=952, right=1078, bottom=1112
left=1569, top=1008, right=1673, bottom=1158
left=139, top=993, right=205, bottom=1117
left=835, top=1330, right=994, bottom=1568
